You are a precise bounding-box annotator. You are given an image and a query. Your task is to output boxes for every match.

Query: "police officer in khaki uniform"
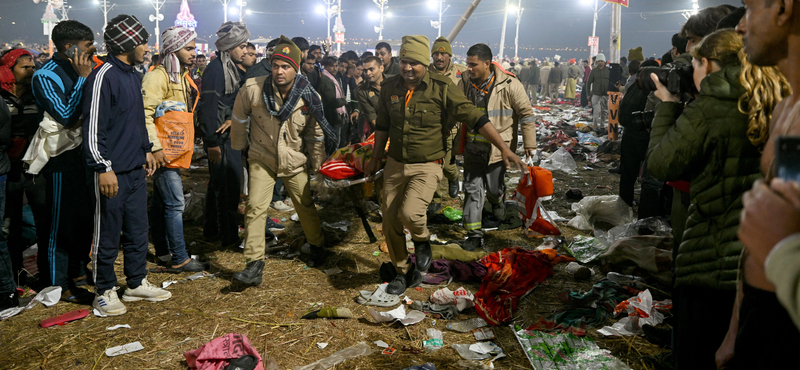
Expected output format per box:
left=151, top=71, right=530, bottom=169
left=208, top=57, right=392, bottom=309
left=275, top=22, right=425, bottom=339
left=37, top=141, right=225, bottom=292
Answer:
left=355, top=56, right=385, bottom=136
left=428, top=36, right=468, bottom=210
left=364, top=35, right=526, bottom=295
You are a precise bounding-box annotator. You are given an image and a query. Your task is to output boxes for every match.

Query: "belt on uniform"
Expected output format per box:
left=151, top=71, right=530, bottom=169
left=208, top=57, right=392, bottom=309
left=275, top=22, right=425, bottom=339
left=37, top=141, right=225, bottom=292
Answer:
left=431, top=158, right=443, bottom=164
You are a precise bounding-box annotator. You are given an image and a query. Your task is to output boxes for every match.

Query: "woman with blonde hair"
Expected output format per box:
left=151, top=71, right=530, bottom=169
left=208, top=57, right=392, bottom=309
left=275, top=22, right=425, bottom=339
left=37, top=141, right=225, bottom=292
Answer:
left=646, top=28, right=764, bottom=369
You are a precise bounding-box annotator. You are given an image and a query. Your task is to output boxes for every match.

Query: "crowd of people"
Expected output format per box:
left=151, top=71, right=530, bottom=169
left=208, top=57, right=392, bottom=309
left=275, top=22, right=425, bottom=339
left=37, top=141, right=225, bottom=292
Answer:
left=2, top=2, right=800, bottom=368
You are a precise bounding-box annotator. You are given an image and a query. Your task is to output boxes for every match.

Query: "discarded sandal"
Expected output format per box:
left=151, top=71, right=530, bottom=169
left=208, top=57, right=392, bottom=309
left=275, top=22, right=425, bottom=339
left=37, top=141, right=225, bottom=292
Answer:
left=355, top=284, right=401, bottom=307
left=40, top=309, right=90, bottom=327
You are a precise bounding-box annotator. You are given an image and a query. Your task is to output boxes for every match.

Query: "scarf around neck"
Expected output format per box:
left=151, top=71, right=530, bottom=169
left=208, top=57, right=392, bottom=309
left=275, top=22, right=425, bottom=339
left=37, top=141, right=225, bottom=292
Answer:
left=321, top=68, right=347, bottom=115
left=262, top=73, right=338, bottom=154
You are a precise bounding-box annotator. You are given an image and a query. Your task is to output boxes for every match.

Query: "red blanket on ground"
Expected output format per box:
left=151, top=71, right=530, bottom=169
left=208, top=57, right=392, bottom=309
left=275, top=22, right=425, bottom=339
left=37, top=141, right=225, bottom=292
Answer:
left=184, top=333, right=264, bottom=370
left=475, top=247, right=574, bottom=325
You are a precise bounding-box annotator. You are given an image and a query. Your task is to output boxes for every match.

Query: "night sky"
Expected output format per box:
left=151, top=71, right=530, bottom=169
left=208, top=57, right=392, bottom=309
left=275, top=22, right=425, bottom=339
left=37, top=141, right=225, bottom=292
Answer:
left=0, top=0, right=738, bottom=60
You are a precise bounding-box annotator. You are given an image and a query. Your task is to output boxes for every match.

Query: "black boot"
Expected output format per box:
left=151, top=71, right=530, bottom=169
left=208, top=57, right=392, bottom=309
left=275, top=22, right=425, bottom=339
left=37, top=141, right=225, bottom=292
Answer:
left=306, top=245, right=328, bottom=268
left=0, top=291, right=18, bottom=311
left=386, top=265, right=423, bottom=295
left=462, top=236, right=482, bottom=252
left=233, top=260, right=264, bottom=286
left=414, top=240, right=432, bottom=272
left=448, top=180, right=459, bottom=198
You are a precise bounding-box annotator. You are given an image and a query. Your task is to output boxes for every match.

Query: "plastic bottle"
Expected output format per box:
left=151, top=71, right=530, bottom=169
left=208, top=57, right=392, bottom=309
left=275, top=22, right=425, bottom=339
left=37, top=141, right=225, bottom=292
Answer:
left=607, top=272, right=646, bottom=287
left=446, top=317, right=488, bottom=333
left=423, top=328, right=443, bottom=352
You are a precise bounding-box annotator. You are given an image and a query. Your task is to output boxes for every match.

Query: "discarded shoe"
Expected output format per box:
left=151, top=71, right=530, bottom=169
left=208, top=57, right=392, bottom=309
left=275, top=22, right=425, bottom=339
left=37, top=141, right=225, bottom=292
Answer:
left=122, top=278, right=172, bottom=302
left=270, top=200, right=294, bottom=212
left=462, top=236, right=482, bottom=252
left=448, top=180, right=459, bottom=198
left=356, top=285, right=401, bottom=307
left=410, top=301, right=459, bottom=320
left=233, top=260, right=264, bottom=286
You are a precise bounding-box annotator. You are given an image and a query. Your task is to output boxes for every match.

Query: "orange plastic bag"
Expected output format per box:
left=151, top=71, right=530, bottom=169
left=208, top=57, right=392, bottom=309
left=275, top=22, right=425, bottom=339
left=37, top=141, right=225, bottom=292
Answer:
left=514, top=166, right=560, bottom=237
left=154, top=75, right=197, bottom=169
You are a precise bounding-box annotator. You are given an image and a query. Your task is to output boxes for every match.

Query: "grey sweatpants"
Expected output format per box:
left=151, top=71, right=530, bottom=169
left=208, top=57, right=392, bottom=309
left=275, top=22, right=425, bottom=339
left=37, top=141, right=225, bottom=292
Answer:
left=463, top=140, right=506, bottom=238
left=591, top=94, right=608, bottom=131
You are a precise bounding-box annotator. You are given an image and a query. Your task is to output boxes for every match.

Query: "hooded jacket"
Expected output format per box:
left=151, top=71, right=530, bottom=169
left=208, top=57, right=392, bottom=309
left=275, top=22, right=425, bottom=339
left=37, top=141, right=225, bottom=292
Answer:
left=459, top=64, right=537, bottom=165
left=647, top=62, right=762, bottom=291
left=82, top=54, right=152, bottom=174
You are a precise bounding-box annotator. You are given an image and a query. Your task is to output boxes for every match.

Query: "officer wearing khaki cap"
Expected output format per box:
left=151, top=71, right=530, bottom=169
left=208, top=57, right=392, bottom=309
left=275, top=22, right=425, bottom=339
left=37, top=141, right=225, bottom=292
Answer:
left=364, top=35, right=527, bottom=295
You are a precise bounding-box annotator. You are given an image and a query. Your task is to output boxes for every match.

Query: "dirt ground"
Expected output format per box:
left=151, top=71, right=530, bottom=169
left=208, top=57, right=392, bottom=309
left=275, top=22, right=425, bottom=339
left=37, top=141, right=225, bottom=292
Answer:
left=1, top=116, right=671, bottom=370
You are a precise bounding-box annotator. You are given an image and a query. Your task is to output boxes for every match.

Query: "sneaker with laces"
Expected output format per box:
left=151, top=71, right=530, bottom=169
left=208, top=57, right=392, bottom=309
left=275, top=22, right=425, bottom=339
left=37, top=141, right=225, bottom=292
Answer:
left=270, top=200, right=294, bottom=212
left=265, top=218, right=285, bottom=232
left=122, top=278, right=172, bottom=302
left=93, top=287, right=127, bottom=316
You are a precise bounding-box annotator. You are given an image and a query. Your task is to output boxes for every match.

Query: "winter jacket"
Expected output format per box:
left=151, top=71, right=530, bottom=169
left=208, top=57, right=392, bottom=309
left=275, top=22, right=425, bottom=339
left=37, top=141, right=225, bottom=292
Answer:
left=82, top=54, right=152, bottom=174
left=459, top=65, right=537, bottom=164
left=528, top=65, right=540, bottom=86
left=230, top=75, right=325, bottom=177
left=539, top=66, right=551, bottom=87
left=197, top=53, right=245, bottom=148
left=568, top=64, right=581, bottom=79
left=384, top=57, right=401, bottom=77
left=646, top=63, right=762, bottom=291
left=30, top=54, right=86, bottom=173
left=141, top=65, right=198, bottom=152
left=586, top=66, right=610, bottom=96
left=517, top=66, right=530, bottom=83
left=428, top=62, right=467, bottom=85
left=1, top=90, right=42, bottom=178
left=548, top=66, right=563, bottom=84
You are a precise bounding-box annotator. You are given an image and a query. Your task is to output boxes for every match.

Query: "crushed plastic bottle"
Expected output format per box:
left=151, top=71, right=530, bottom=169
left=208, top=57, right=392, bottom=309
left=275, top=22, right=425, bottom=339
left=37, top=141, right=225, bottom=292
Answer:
left=423, top=328, right=443, bottom=352
left=446, top=317, right=488, bottom=333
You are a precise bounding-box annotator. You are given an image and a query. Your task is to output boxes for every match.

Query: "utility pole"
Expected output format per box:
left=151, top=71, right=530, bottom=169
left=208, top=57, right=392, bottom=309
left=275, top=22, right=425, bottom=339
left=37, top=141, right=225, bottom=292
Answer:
left=95, top=0, right=115, bottom=33
left=499, top=1, right=509, bottom=60
left=147, top=0, right=166, bottom=50
left=609, top=2, right=621, bottom=63
left=430, top=0, right=450, bottom=38
left=337, top=0, right=343, bottom=54
left=513, top=0, right=523, bottom=60
left=373, top=0, right=389, bottom=40
left=220, top=0, right=232, bottom=23
left=446, top=0, right=482, bottom=42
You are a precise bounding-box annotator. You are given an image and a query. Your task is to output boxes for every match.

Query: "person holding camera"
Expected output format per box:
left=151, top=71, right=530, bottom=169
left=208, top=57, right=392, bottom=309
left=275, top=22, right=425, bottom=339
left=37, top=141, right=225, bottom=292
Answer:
left=646, top=29, right=761, bottom=369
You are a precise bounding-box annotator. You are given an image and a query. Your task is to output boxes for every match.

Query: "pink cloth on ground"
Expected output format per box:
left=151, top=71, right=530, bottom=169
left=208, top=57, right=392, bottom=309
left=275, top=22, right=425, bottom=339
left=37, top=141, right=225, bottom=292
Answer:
left=184, top=333, right=264, bottom=370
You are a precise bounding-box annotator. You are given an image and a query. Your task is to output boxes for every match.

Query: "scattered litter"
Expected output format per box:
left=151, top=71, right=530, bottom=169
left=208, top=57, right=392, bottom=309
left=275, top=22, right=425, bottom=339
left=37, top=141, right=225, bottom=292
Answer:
left=512, top=327, right=632, bottom=370
left=372, top=251, right=380, bottom=256
left=451, top=342, right=505, bottom=361
left=323, top=267, right=343, bottom=276
left=317, top=342, right=328, bottom=349
left=290, top=213, right=299, bottom=221
left=186, top=272, right=217, bottom=281
left=302, top=307, right=354, bottom=319
left=565, top=188, right=584, bottom=201
left=443, top=206, right=463, bottom=222
left=447, top=317, right=488, bottom=333
left=430, top=287, right=475, bottom=312
left=594, top=217, right=673, bottom=249
left=564, top=261, right=595, bottom=281
left=106, top=324, right=131, bottom=331
left=606, top=272, right=647, bottom=289
left=598, top=290, right=671, bottom=337
left=374, top=340, right=389, bottom=348
left=294, top=342, right=374, bottom=370
left=368, top=305, right=426, bottom=326
left=1, top=286, right=61, bottom=320
left=473, top=327, right=496, bottom=341
left=540, top=147, right=577, bottom=175
left=322, top=221, right=352, bottom=233
left=401, top=363, right=436, bottom=370
left=469, top=342, right=499, bottom=355
left=423, top=328, right=444, bottom=352
left=567, top=195, right=634, bottom=231
left=186, top=333, right=275, bottom=370
left=162, top=280, right=178, bottom=288
left=565, top=235, right=606, bottom=263
left=106, top=341, right=144, bottom=357
left=40, top=309, right=90, bottom=328
left=93, top=309, right=107, bottom=318
left=546, top=211, right=568, bottom=222
left=382, top=347, right=397, bottom=355
left=403, top=296, right=413, bottom=305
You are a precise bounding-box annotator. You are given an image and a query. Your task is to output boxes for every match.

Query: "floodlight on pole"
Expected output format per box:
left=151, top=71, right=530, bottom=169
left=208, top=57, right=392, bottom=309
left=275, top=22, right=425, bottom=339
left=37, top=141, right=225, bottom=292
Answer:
left=587, top=0, right=608, bottom=63
left=96, top=0, right=115, bottom=33
left=498, top=1, right=510, bottom=60
left=147, top=0, right=167, bottom=50
left=320, top=0, right=338, bottom=46
left=512, top=0, right=523, bottom=60
left=429, top=0, right=450, bottom=38
left=372, top=0, right=389, bottom=40
left=219, top=0, right=232, bottom=22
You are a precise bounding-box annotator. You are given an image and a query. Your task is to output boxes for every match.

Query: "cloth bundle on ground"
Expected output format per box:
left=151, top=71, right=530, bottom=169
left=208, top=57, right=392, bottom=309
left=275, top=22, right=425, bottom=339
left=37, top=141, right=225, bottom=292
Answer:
left=526, top=280, right=637, bottom=336
left=319, top=133, right=386, bottom=180
left=474, top=247, right=574, bottom=325
left=184, top=333, right=279, bottom=370
left=421, top=259, right=488, bottom=285
left=515, top=166, right=560, bottom=237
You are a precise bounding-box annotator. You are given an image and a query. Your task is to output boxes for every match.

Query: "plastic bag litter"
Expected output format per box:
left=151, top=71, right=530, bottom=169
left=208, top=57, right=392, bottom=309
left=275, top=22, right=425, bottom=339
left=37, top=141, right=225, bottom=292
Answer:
left=565, top=235, right=607, bottom=263
left=598, top=290, right=671, bottom=337
left=594, top=217, right=672, bottom=248
left=600, top=236, right=674, bottom=285
left=322, top=221, right=351, bottom=233
left=451, top=343, right=505, bottom=361
left=0, top=286, right=61, bottom=320
left=512, top=327, right=632, bottom=370
left=567, top=195, right=634, bottom=231
left=430, top=287, right=475, bottom=312
left=294, top=342, right=375, bottom=370
left=540, top=147, right=577, bottom=175
left=578, top=132, right=605, bottom=146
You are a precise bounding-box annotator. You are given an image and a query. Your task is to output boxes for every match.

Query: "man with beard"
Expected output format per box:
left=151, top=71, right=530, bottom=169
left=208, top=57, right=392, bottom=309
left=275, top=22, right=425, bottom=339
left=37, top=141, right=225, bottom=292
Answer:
left=84, top=14, right=167, bottom=316
left=141, top=26, right=203, bottom=272
left=230, top=36, right=338, bottom=284
left=198, top=21, right=249, bottom=249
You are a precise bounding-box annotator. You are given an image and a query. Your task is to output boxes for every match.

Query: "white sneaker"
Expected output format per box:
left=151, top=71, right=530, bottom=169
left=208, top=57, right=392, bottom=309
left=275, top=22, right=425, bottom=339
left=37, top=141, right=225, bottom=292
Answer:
left=122, top=278, right=172, bottom=302
left=270, top=200, right=294, bottom=212
left=93, top=287, right=127, bottom=316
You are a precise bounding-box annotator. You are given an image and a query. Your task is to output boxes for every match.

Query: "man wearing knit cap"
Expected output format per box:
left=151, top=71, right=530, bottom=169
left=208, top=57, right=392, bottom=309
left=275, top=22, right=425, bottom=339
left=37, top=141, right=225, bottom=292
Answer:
left=586, top=53, right=609, bottom=132
left=141, top=26, right=203, bottom=273
left=628, top=47, right=644, bottom=63
left=428, top=36, right=468, bottom=206
left=198, top=21, right=249, bottom=249
left=565, top=59, right=581, bottom=101
left=363, top=35, right=527, bottom=295
left=84, top=14, right=169, bottom=316
left=230, top=36, right=338, bottom=285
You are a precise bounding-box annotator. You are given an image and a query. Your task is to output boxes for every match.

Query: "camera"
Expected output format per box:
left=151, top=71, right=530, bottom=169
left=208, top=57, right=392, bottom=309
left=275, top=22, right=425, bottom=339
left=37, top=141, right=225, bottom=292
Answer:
left=636, top=65, right=695, bottom=96
left=632, top=110, right=655, bottom=130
